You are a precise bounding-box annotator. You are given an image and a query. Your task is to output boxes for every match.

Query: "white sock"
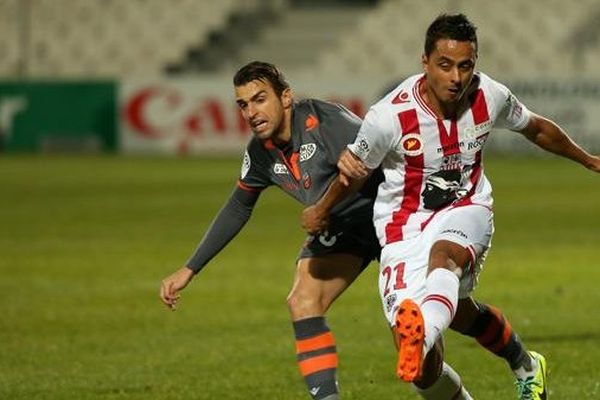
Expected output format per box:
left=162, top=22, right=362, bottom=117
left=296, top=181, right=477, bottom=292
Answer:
left=420, top=268, right=459, bottom=353
left=513, top=353, right=538, bottom=380
left=413, top=362, right=473, bottom=400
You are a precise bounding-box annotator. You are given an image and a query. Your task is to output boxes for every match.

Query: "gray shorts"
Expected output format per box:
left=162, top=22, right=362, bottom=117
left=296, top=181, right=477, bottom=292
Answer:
left=297, top=213, right=380, bottom=271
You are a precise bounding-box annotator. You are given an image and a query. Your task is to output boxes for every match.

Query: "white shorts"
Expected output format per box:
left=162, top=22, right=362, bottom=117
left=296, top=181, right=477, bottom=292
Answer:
left=379, top=205, right=494, bottom=327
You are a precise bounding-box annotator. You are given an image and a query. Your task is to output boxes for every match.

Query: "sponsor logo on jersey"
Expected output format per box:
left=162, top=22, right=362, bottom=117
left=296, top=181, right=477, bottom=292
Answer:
left=464, top=133, right=488, bottom=154
left=474, top=120, right=492, bottom=135
left=507, top=94, right=523, bottom=121
left=399, top=133, right=423, bottom=156
left=273, top=163, right=289, bottom=174
left=241, top=151, right=251, bottom=179
left=299, top=143, right=317, bottom=162
left=318, top=231, right=338, bottom=247
left=302, top=172, right=312, bottom=189
left=391, top=90, right=410, bottom=104
left=441, top=228, right=468, bottom=239
left=305, top=114, right=319, bottom=131
left=441, top=154, right=462, bottom=171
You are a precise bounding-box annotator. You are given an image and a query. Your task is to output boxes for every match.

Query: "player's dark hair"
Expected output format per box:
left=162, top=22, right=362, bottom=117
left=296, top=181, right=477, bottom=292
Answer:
left=233, top=61, right=290, bottom=96
left=424, top=13, right=478, bottom=56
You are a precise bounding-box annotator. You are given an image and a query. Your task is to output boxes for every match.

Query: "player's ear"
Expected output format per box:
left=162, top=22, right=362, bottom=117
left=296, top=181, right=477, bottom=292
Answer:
left=421, top=53, right=429, bottom=73
left=281, top=88, right=292, bottom=108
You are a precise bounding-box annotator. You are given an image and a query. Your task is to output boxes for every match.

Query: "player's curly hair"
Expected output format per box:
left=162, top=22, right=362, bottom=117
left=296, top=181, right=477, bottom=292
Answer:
left=233, top=61, right=290, bottom=96
left=425, top=13, right=478, bottom=56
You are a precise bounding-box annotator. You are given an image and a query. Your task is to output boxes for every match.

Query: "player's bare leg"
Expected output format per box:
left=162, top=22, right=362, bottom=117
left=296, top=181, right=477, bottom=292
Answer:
left=287, top=253, right=364, bottom=400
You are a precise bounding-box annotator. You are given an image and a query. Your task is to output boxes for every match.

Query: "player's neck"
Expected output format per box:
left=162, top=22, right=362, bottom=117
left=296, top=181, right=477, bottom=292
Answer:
left=271, top=110, right=292, bottom=147
left=421, top=82, right=458, bottom=120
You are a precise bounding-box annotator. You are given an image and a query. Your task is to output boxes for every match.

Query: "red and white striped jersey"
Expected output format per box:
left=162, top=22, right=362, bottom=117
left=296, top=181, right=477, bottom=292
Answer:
left=348, top=72, right=532, bottom=246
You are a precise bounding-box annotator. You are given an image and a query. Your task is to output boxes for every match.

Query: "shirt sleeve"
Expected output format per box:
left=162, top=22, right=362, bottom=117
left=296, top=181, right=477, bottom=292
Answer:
left=494, top=82, right=532, bottom=131
left=185, top=185, right=260, bottom=273
left=238, top=144, right=272, bottom=190
left=347, top=105, right=397, bottom=170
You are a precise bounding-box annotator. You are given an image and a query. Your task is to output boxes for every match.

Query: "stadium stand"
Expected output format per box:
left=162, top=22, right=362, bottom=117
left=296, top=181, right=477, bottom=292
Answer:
left=1, top=0, right=599, bottom=78
left=0, top=0, right=252, bottom=77
left=317, top=0, right=600, bottom=79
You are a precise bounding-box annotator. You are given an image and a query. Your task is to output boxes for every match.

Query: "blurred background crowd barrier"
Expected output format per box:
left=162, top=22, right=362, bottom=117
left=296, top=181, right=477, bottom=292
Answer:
left=1, top=0, right=599, bottom=154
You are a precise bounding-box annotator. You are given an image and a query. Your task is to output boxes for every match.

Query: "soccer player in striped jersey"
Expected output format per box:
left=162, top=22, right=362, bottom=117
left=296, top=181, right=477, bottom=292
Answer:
left=305, top=13, right=599, bottom=400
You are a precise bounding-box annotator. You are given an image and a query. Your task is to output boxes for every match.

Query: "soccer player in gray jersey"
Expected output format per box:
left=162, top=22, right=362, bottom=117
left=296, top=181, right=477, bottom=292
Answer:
left=160, top=61, right=542, bottom=400
left=160, top=61, right=381, bottom=400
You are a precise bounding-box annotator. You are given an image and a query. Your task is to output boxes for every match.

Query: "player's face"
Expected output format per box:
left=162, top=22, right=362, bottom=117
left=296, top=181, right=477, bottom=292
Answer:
left=422, top=38, right=477, bottom=106
left=235, top=79, right=291, bottom=141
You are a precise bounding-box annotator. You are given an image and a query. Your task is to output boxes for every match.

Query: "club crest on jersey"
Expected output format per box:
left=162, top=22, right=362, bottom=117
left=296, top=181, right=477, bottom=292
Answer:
left=273, top=163, right=289, bottom=174
left=299, top=143, right=317, bottom=162
left=353, top=137, right=371, bottom=158
left=241, top=151, right=251, bottom=179
left=399, top=133, right=423, bottom=156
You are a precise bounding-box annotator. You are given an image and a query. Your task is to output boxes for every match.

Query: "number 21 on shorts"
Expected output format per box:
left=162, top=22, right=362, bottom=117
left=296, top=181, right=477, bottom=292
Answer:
left=382, top=262, right=406, bottom=296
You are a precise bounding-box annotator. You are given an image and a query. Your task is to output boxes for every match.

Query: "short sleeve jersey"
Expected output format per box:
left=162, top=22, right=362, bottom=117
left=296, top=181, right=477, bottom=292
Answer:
left=239, top=99, right=378, bottom=220
left=348, top=72, right=532, bottom=245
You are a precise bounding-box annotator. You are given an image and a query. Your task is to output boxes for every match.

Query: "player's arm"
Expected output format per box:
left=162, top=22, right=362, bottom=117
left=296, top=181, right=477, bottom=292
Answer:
left=160, top=185, right=260, bottom=310
left=518, top=114, right=600, bottom=172
left=302, top=167, right=370, bottom=235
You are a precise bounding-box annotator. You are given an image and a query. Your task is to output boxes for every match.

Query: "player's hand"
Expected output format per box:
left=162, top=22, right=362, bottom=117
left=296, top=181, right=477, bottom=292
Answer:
left=586, top=155, right=600, bottom=173
left=337, top=149, right=369, bottom=185
left=160, top=267, right=195, bottom=311
left=302, top=205, right=329, bottom=235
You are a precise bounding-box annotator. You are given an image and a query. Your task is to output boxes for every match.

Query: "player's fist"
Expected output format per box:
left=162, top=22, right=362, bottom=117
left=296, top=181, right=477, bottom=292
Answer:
left=160, top=267, right=195, bottom=310
left=302, top=204, right=329, bottom=235
left=337, top=149, right=369, bottom=183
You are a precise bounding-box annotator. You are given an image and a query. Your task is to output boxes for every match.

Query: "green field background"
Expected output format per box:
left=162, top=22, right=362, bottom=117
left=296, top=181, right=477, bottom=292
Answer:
left=1, top=155, right=599, bottom=399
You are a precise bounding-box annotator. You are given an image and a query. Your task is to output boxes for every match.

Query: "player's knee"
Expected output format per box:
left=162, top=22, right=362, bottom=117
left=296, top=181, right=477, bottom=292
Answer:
left=428, top=240, right=469, bottom=276
left=450, top=298, right=480, bottom=334
left=286, top=291, right=322, bottom=318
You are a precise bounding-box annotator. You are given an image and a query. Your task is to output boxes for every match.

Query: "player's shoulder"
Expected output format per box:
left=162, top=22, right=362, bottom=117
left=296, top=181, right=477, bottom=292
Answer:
left=295, top=98, right=362, bottom=129
left=298, top=98, right=360, bottom=119
left=245, top=135, right=269, bottom=158
left=475, top=71, right=511, bottom=96
left=373, top=74, right=422, bottom=111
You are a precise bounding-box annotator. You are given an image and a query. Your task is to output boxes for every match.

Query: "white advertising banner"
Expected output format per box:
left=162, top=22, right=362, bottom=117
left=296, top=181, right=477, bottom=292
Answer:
left=489, top=79, right=600, bottom=153
left=120, top=76, right=600, bottom=155
left=119, top=76, right=386, bottom=155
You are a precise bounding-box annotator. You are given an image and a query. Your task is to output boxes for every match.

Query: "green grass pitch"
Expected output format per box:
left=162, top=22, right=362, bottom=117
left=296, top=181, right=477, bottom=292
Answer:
left=1, top=154, right=599, bottom=399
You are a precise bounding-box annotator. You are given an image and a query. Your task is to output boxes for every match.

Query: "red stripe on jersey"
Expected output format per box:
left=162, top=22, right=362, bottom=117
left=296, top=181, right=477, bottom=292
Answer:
left=471, top=89, right=490, bottom=125
left=437, top=119, right=460, bottom=156
left=385, top=109, right=424, bottom=244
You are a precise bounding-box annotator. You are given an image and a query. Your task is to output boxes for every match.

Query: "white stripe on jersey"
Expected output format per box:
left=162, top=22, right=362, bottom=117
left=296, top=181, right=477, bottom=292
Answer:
left=350, top=72, right=531, bottom=246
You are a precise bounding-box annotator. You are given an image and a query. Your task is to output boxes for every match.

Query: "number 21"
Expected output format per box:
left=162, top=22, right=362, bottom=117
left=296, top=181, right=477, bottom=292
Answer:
left=382, top=262, right=406, bottom=296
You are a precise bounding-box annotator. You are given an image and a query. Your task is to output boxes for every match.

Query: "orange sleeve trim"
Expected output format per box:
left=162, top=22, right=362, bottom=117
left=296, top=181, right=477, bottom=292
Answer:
left=237, top=180, right=263, bottom=192
left=295, top=332, right=336, bottom=354
left=298, top=353, right=338, bottom=376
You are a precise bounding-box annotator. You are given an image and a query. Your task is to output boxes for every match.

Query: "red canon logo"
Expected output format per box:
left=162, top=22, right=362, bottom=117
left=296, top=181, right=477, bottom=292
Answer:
left=123, top=86, right=250, bottom=139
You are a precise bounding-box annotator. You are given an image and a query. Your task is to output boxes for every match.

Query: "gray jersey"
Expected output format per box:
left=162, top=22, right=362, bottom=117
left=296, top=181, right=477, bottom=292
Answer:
left=186, top=99, right=381, bottom=273
left=239, top=99, right=379, bottom=219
